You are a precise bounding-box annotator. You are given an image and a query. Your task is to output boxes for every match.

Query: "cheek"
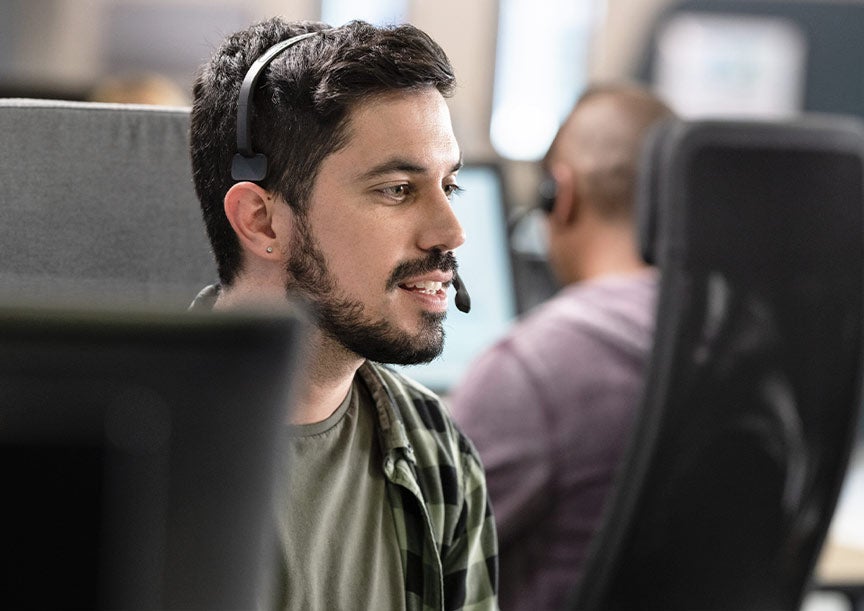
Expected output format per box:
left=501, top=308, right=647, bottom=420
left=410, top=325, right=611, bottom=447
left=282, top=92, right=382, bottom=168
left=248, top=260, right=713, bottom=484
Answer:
left=311, top=204, right=407, bottom=292
left=318, top=228, right=389, bottom=291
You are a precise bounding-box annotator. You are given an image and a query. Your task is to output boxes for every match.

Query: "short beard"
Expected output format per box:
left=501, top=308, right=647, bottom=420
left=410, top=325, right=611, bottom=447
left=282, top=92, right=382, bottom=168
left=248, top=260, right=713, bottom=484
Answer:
left=285, top=217, right=452, bottom=365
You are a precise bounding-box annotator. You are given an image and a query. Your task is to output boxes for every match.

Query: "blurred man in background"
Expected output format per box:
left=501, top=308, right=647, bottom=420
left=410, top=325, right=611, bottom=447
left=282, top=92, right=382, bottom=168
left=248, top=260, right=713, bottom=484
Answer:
left=88, top=71, right=189, bottom=105
left=449, top=83, right=674, bottom=610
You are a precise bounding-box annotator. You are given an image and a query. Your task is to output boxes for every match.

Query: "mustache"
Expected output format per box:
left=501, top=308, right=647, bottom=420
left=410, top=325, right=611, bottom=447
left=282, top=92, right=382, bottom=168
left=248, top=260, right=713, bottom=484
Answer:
left=386, top=250, right=458, bottom=291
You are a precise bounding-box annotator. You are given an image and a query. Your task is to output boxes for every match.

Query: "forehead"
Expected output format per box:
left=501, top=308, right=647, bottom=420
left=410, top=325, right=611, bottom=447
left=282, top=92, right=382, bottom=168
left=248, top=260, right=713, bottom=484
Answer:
left=335, top=88, right=460, bottom=170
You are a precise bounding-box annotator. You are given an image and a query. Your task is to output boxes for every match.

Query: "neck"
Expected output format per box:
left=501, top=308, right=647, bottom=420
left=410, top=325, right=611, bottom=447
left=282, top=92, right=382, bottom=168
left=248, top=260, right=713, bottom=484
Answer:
left=290, top=328, right=365, bottom=425
left=215, top=283, right=364, bottom=425
left=570, top=222, right=648, bottom=283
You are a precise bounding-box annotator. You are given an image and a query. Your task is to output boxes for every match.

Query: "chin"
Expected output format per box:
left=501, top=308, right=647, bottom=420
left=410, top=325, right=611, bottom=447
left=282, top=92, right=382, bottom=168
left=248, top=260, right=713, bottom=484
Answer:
left=353, top=315, right=446, bottom=366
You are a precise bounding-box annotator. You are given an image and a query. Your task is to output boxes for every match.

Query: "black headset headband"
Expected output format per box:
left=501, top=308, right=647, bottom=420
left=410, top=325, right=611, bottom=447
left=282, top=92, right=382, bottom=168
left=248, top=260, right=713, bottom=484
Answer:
left=231, top=30, right=323, bottom=182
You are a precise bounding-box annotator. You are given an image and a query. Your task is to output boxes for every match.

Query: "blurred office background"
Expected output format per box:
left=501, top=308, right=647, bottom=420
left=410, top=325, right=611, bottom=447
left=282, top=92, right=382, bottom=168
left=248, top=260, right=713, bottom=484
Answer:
left=2, top=0, right=863, bottom=605
left=0, top=0, right=678, bottom=201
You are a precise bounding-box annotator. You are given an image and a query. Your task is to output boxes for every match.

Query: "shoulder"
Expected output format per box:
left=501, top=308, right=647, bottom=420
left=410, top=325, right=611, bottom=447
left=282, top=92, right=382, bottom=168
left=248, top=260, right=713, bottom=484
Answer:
left=364, top=363, right=484, bottom=489
left=365, top=361, right=490, bottom=528
left=450, top=272, right=659, bottom=415
left=370, top=362, right=470, bottom=450
left=507, top=271, right=659, bottom=357
left=365, top=364, right=498, bottom=606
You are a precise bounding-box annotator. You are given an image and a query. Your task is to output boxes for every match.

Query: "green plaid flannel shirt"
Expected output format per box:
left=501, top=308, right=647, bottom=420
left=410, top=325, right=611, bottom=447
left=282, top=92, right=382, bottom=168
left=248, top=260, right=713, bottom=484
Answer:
left=357, top=361, right=499, bottom=611
left=190, top=285, right=498, bottom=608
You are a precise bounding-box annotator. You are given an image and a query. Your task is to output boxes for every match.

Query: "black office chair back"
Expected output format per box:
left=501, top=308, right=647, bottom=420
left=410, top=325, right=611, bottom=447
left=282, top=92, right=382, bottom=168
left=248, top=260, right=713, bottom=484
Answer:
left=570, top=115, right=864, bottom=610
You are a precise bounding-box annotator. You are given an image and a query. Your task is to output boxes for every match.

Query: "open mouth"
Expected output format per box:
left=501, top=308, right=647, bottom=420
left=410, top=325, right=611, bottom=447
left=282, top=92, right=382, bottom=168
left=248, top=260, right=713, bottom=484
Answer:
left=399, top=280, right=445, bottom=295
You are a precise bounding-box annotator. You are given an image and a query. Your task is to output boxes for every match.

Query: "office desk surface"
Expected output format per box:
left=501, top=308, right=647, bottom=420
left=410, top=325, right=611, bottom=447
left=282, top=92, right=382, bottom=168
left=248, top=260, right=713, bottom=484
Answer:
left=817, top=445, right=864, bottom=583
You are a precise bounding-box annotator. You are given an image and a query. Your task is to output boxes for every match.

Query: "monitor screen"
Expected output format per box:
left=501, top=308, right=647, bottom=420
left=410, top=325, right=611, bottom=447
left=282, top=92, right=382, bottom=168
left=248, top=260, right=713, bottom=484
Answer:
left=0, top=304, right=306, bottom=610
left=653, top=12, right=807, bottom=119
left=396, top=162, right=518, bottom=394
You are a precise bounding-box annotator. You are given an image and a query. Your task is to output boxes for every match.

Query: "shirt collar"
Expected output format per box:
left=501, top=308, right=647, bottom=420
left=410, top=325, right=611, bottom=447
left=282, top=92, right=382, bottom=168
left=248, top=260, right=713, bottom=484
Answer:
left=356, top=361, right=415, bottom=464
left=188, top=283, right=220, bottom=310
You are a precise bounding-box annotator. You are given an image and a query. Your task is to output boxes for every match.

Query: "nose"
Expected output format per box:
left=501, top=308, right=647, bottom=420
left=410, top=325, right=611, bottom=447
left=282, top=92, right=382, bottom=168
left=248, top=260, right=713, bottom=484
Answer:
left=418, top=189, right=466, bottom=253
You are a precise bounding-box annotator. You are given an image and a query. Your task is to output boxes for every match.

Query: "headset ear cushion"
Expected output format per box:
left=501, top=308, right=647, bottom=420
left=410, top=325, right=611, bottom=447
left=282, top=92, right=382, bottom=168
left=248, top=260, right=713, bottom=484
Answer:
left=231, top=153, right=268, bottom=182
left=538, top=173, right=557, bottom=213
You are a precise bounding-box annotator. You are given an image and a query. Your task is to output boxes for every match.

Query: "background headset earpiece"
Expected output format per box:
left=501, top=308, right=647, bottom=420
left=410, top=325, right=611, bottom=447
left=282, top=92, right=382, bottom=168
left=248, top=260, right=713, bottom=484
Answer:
left=537, top=172, right=557, bottom=214
left=229, top=29, right=472, bottom=313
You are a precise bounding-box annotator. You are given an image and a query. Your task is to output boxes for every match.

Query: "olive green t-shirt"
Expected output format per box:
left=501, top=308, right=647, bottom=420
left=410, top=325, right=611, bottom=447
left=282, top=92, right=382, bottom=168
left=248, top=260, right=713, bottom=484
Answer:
left=276, top=381, right=405, bottom=610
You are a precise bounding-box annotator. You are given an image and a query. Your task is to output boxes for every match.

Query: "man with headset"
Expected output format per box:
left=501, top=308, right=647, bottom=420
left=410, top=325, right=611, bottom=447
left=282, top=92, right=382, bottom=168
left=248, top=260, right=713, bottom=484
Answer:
left=449, top=83, right=674, bottom=610
left=188, top=18, right=497, bottom=610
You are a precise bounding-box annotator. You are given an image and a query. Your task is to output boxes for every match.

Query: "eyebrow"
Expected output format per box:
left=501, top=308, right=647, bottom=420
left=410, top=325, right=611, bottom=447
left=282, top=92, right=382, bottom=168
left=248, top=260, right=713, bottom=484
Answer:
left=356, top=155, right=464, bottom=182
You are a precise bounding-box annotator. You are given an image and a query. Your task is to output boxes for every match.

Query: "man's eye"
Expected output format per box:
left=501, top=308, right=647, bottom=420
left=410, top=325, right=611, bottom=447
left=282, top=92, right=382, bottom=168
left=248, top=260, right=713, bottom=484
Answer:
left=380, top=184, right=412, bottom=200
left=444, top=183, right=465, bottom=200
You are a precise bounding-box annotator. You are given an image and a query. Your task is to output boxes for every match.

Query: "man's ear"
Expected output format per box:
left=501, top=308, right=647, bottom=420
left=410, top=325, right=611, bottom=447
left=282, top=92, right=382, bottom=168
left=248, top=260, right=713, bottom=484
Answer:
left=224, top=182, right=283, bottom=261
left=548, top=162, right=579, bottom=227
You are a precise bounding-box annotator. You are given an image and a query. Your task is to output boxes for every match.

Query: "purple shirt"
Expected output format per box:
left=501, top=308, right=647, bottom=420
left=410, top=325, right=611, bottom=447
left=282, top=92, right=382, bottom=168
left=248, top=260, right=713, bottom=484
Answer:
left=448, top=270, right=658, bottom=611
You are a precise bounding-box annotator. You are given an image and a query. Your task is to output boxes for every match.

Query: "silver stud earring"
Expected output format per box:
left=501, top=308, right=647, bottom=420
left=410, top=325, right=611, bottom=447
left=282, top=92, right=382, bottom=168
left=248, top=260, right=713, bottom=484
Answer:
left=266, top=246, right=273, bottom=253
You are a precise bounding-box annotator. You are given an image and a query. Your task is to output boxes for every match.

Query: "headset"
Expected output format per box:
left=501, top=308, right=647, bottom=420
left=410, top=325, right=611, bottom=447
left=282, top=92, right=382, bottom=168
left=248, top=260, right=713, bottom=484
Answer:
left=537, top=172, right=557, bottom=214
left=231, top=31, right=321, bottom=183
left=230, top=30, right=472, bottom=313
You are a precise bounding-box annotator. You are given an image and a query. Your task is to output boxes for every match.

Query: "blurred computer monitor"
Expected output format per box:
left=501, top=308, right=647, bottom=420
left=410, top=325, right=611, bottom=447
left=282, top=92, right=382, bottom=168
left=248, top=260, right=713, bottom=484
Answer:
left=0, top=303, right=306, bottom=610
left=637, top=0, right=864, bottom=124
left=652, top=11, right=807, bottom=119
left=396, top=162, right=519, bottom=394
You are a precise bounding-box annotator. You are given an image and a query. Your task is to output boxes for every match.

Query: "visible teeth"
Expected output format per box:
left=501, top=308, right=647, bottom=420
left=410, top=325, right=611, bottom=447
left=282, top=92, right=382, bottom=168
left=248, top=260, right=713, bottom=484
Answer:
left=404, top=280, right=443, bottom=294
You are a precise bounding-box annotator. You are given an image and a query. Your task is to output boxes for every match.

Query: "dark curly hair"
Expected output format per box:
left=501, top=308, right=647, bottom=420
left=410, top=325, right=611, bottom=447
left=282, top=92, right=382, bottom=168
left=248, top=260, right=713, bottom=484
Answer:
left=190, top=18, right=457, bottom=286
